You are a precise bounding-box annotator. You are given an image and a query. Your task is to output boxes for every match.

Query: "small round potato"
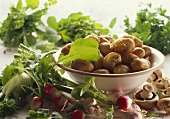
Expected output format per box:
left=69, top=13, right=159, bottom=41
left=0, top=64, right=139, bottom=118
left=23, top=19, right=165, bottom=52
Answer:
left=103, top=52, right=122, bottom=72
left=111, top=38, right=135, bottom=53
left=86, top=34, right=100, bottom=44
left=121, top=53, right=138, bottom=66
left=98, top=35, right=113, bottom=43
left=99, top=42, right=113, bottom=56
left=61, top=43, right=73, bottom=55
left=130, top=58, right=151, bottom=72
left=93, top=69, right=110, bottom=74
left=93, top=53, right=104, bottom=70
left=132, top=47, right=145, bottom=58
left=71, top=59, right=94, bottom=72
left=142, top=45, right=152, bottom=58
left=113, top=65, right=131, bottom=74
left=123, top=35, right=143, bottom=47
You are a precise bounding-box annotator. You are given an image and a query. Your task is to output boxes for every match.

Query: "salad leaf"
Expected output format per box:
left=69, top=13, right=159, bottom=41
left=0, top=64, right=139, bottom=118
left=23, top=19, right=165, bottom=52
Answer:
left=26, top=0, right=39, bottom=9
left=109, top=18, right=117, bottom=28
left=57, top=38, right=100, bottom=65
left=47, top=16, right=58, bottom=30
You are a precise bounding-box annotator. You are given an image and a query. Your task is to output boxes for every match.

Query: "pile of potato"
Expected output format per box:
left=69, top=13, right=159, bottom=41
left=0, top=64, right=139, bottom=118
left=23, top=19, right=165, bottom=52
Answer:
left=61, top=34, right=152, bottom=74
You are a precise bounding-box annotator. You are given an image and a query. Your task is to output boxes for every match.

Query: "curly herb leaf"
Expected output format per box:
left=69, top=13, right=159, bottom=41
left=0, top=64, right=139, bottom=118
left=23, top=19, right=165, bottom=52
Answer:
left=124, top=3, right=170, bottom=54
left=0, top=99, right=19, bottom=118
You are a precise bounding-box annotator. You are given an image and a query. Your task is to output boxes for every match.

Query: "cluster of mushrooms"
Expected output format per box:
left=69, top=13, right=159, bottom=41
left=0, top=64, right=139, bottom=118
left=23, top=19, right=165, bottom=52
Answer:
left=134, top=69, right=170, bottom=115
left=61, top=34, right=152, bottom=74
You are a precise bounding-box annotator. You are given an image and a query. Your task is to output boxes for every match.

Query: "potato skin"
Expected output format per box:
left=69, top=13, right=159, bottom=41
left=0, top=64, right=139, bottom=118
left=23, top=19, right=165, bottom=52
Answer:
left=103, top=52, right=122, bottom=72
left=111, top=38, right=135, bottom=53
left=130, top=58, right=151, bottom=72
left=99, top=42, right=113, bottom=56
left=93, top=69, right=110, bottom=74
left=71, top=59, right=94, bottom=72
left=123, top=35, right=143, bottom=47
left=93, top=53, right=104, bottom=70
left=142, top=45, right=152, bottom=58
left=61, top=43, right=73, bottom=55
left=98, top=35, right=113, bottom=43
left=113, top=65, right=131, bottom=74
left=132, top=47, right=145, bottom=58
left=86, top=34, right=100, bottom=44
left=120, top=53, right=138, bottom=66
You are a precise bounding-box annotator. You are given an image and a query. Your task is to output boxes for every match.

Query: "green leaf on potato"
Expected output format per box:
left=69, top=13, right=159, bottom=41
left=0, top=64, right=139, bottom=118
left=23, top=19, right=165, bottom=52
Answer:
left=57, top=38, right=100, bottom=66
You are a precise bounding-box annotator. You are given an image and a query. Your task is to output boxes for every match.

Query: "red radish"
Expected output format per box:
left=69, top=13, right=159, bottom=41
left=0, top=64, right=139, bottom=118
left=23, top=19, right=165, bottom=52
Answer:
left=117, top=95, right=132, bottom=111
left=30, top=96, right=43, bottom=111
left=44, top=85, right=58, bottom=99
left=106, top=89, right=125, bottom=102
left=72, top=109, right=85, bottom=119
left=54, top=94, right=68, bottom=111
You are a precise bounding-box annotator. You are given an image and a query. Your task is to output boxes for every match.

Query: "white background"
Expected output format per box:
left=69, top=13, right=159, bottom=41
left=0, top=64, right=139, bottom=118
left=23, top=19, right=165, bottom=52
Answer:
left=1, top=0, right=170, bottom=34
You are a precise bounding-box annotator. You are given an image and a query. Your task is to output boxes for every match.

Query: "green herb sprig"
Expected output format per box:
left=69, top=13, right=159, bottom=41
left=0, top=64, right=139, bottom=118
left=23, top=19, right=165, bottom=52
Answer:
left=0, top=0, right=60, bottom=51
left=124, top=3, right=170, bottom=55
left=47, top=12, right=116, bottom=46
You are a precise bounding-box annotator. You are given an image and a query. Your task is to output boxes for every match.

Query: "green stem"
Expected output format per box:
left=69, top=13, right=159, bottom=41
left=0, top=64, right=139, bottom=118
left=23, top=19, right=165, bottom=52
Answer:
left=55, top=84, right=73, bottom=94
left=86, top=90, right=116, bottom=108
left=19, top=44, right=35, bottom=53
left=24, top=70, right=42, bottom=97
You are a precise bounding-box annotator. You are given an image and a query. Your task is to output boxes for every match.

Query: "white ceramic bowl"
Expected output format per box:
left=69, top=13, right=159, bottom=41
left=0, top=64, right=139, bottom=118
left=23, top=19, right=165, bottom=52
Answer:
left=54, top=47, right=165, bottom=94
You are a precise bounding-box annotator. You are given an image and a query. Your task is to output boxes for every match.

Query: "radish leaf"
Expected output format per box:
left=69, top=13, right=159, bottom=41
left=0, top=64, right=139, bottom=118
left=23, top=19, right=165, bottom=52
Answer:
left=57, top=38, right=100, bottom=66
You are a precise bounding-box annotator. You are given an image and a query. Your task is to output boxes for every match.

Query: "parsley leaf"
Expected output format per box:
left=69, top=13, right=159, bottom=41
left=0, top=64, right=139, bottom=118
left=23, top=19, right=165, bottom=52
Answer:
left=124, top=3, right=170, bottom=54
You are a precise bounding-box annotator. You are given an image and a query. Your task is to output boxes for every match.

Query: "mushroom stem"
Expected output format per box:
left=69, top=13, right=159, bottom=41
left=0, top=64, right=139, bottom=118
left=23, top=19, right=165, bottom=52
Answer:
left=140, top=84, right=154, bottom=99
left=147, top=69, right=162, bottom=83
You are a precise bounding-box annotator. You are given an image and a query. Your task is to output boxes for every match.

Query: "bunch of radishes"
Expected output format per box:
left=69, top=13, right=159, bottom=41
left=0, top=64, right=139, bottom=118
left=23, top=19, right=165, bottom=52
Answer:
left=29, top=85, right=85, bottom=119
left=29, top=85, right=143, bottom=119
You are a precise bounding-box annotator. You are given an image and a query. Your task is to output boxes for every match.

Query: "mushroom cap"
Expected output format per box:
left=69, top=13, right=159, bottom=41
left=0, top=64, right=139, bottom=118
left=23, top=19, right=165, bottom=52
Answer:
left=134, top=90, right=159, bottom=110
left=157, top=97, right=170, bottom=111
left=159, top=88, right=170, bottom=99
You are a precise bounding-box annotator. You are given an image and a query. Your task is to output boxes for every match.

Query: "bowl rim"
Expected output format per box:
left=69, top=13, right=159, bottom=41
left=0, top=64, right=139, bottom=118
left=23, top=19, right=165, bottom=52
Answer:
left=54, top=46, right=165, bottom=77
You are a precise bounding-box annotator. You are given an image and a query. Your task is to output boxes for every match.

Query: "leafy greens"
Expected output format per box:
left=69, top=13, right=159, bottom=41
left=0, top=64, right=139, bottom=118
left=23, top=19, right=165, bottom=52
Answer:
left=124, top=3, right=170, bottom=55
left=0, top=0, right=60, bottom=50
left=47, top=12, right=116, bottom=46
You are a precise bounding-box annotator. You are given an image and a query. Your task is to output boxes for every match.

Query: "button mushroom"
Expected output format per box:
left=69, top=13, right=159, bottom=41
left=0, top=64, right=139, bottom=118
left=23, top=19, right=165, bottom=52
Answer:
left=160, top=87, right=170, bottom=99
left=157, top=97, right=170, bottom=115
left=133, top=84, right=159, bottom=109
left=146, top=69, right=162, bottom=83
left=155, top=77, right=170, bottom=90
left=140, top=84, right=154, bottom=99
